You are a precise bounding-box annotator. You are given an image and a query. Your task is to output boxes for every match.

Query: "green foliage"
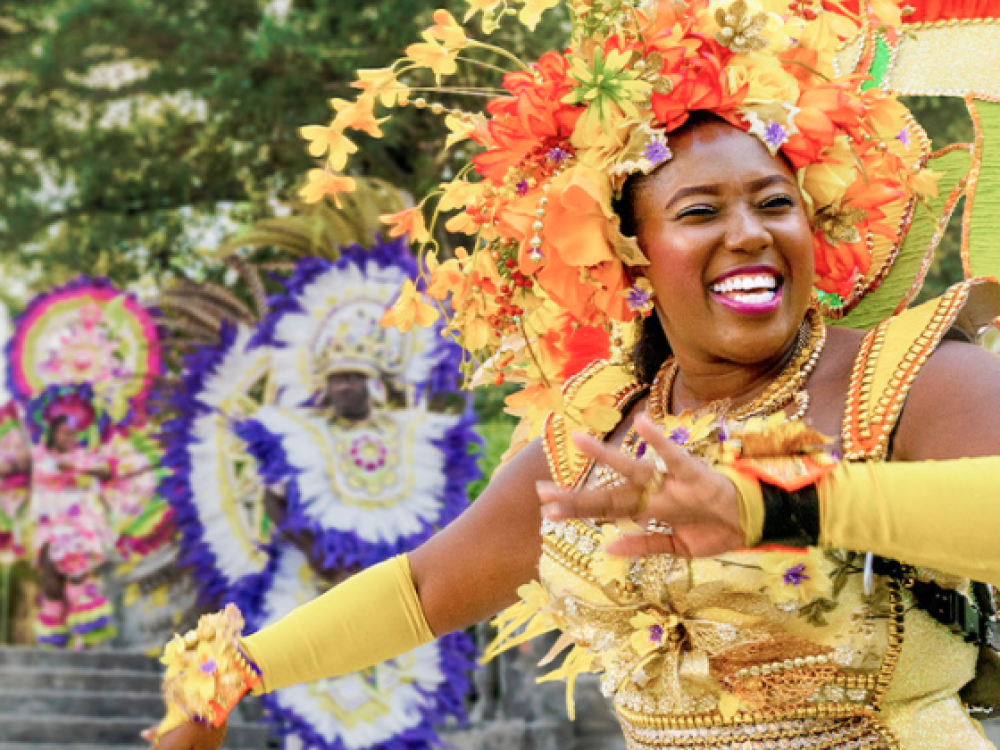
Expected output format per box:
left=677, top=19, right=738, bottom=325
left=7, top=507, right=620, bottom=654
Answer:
left=469, top=381, right=518, bottom=500
left=0, top=0, right=569, bottom=304
left=904, top=96, right=974, bottom=302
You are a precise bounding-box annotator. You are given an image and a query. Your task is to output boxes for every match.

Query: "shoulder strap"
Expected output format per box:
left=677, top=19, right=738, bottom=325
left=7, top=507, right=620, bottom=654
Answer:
left=841, top=278, right=1000, bottom=460
left=541, top=360, right=644, bottom=489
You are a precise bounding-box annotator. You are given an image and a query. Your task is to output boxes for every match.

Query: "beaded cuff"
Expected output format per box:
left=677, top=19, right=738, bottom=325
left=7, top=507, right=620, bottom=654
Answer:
left=154, top=604, right=261, bottom=741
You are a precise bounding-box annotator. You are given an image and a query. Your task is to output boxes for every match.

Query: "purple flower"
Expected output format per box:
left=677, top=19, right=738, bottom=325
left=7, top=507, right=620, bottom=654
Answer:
left=547, top=146, right=570, bottom=164
left=896, top=128, right=909, bottom=147
left=516, top=179, right=530, bottom=196
left=625, top=284, right=653, bottom=312
left=763, top=121, right=788, bottom=149
left=668, top=426, right=690, bottom=445
left=648, top=624, right=664, bottom=644
left=199, top=658, right=218, bottom=675
left=636, top=441, right=647, bottom=459
left=716, top=418, right=729, bottom=442
left=782, top=562, right=809, bottom=587
left=643, top=140, right=671, bottom=166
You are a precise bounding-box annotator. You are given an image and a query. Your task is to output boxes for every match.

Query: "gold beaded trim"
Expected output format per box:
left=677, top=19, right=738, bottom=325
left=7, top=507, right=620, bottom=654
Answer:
left=842, top=283, right=970, bottom=460
left=620, top=713, right=898, bottom=750
left=614, top=579, right=905, bottom=744
left=541, top=359, right=647, bottom=489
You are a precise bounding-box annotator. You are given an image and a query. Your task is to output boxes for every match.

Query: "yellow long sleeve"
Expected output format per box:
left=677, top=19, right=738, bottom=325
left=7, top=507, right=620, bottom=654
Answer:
left=818, top=457, right=1000, bottom=586
left=240, top=554, right=435, bottom=693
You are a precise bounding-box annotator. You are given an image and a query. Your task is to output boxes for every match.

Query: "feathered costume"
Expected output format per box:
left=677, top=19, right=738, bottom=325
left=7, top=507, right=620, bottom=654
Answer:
left=162, top=237, right=478, bottom=750
left=4, top=278, right=172, bottom=647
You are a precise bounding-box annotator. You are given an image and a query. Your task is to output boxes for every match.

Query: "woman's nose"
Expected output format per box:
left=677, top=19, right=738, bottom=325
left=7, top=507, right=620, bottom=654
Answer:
left=724, top=205, right=771, bottom=254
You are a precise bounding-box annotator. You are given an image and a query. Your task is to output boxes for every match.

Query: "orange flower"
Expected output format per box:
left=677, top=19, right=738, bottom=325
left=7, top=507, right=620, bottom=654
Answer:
left=351, top=67, right=409, bottom=107
left=649, top=38, right=744, bottom=132
left=299, top=170, right=357, bottom=207
left=426, top=258, right=466, bottom=300
left=298, top=126, right=357, bottom=170
left=472, top=51, right=582, bottom=186
left=381, top=206, right=431, bottom=244
left=381, top=279, right=439, bottom=332
left=405, top=33, right=458, bottom=83
left=782, top=84, right=866, bottom=169
left=330, top=96, right=386, bottom=138
left=497, top=165, right=631, bottom=320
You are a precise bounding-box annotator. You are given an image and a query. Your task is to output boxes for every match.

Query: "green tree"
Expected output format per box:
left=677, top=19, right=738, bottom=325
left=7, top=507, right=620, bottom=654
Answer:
left=0, top=0, right=568, bottom=307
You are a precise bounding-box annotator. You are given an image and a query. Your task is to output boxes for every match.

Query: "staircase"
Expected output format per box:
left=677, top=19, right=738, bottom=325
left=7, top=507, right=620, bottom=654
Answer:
left=0, top=646, right=270, bottom=750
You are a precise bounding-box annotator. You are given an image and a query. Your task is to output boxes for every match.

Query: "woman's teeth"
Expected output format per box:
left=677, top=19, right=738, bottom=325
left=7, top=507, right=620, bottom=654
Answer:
left=710, top=274, right=778, bottom=295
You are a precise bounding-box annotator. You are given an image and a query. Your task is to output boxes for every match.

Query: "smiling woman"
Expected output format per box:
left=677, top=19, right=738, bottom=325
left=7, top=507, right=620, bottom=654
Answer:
left=148, top=1, right=1000, bottom=750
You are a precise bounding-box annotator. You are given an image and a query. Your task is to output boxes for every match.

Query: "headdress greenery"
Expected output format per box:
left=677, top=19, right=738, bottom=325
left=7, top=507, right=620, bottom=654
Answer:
left=298, top=0, right=935, bottom=440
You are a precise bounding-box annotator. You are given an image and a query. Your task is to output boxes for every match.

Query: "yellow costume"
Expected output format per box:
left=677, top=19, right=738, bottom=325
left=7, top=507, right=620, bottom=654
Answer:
left=488, top=280, right=999, bottom=750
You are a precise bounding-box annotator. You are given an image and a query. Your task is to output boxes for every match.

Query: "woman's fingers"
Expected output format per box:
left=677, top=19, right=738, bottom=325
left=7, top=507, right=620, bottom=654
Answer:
left=633, top=415, right=702, bottom=479
left=606, top=532, right=679, bottom=558
left=538, top=480, right=653, bottom=522
left=572, top=432, right=653, bottom=484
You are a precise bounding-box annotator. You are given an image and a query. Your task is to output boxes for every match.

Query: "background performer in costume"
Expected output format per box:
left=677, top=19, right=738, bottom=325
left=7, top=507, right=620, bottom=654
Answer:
left=161, top=237, right=477, bottom=750
left=151, top=1, right=1000, bottom=749
left=3, top=278, right=172, bottom=648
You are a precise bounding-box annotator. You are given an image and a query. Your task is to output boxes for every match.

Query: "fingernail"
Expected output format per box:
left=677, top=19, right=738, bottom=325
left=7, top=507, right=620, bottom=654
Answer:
left=536, top=480, right=558, bottom=496
left=542, top=504, right=566, bottom=520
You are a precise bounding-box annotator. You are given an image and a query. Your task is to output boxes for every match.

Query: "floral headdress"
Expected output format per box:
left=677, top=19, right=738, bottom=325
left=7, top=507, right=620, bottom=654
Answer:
left=298, top=0, right=935, bottom=438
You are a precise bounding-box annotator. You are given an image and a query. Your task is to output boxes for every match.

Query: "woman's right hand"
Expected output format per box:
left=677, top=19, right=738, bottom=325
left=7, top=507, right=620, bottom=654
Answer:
left=142, top=720, right=228, bottom=750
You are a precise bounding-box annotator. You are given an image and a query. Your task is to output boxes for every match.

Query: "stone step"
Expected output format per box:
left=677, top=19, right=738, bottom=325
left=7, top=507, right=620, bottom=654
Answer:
left=0, top=647, right=159, bottom=673
left=0, top=667, right=161, bottom=693
left=0, top=716, right=268, bottom=747
left=0, top=690, right=163, bottom=719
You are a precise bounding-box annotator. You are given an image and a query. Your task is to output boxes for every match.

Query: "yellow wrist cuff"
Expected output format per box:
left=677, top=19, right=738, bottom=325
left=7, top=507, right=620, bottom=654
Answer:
left=241, top=554, right=434, bottom=694
left=716, top=466, right=764, bottom=548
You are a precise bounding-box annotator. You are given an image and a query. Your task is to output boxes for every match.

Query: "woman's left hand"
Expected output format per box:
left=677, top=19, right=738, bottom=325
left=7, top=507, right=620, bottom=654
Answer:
left=537, top=415, right=745, bottom=558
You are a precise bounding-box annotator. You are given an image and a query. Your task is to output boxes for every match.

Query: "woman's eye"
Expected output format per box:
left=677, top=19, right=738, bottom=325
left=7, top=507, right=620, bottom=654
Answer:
left=760, top=194, right=794, bottom=209
left=676, top=204, right=717, bottom=219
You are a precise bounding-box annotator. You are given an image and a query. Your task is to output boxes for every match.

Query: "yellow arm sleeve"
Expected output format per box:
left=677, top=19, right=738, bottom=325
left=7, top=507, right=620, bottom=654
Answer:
left=240, top=554, right=435, bottom=694
left=818, top=457, right=1000, bottom=585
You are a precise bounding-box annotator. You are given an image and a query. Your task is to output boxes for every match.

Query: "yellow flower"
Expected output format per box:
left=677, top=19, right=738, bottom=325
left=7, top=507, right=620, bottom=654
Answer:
left=381, top=206, right=431, bottom=244
left=438, top=178, right=482, bottom=212
left=592, top=521, right=640, bottom=585
left=726, top=58, right=799, bottom=105
left=298, top=169, right=357, bottom=207
left=907, top=167, right=941, bottom=199
left=406, top=33, right=458, bottom=83
left=330, top=96, right=387, bottom=138
left=758, top=547, right=832, bottom=606
left=444, top=113, right=479, bottom=150
left=563, top=46, right=652, bottom=131
left=869, top=0, right=903, bottom=27
left=427, top=9, right=468, bottom=50
left=799, top=137, right=856, bottom=208
left=579, top=392, right=623, bottom=434
left=381, top=279, right=440, bottom=332
left=797, top=10, right=857, bottom=54
left=629, top=610, right=679, bottom=656
left=463, top=0, right=503, bottom=25
left=445, top=209, right=479, bottom=235
left=298, top=125, right=358, bottom=170
left=659, top=411, right=718, bottom=448
left=351, top=67, right=410, bottom=108
left=519, top=0, right=561, bottom=30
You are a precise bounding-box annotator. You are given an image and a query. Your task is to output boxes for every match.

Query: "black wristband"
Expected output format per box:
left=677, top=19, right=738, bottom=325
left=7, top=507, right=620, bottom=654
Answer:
left=760, top=482, right=821, bottom=547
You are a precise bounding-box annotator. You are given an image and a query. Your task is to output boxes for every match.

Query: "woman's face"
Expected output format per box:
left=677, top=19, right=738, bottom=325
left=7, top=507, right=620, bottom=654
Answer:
left=52, top=421, right=78, bottom=453
left=631, top=119, right=815, bottom=368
